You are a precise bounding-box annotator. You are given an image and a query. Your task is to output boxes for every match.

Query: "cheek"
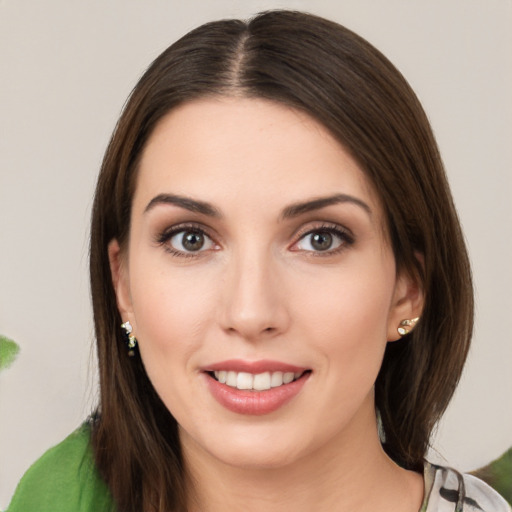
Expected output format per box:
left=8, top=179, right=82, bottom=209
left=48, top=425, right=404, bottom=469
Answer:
left=128, top=263, right=222, bottom=421
left=128, top=257, right=218, bottom=368
left=297, top=269, right=394, bottom=339
left=292, top=261, right=395, bottom=377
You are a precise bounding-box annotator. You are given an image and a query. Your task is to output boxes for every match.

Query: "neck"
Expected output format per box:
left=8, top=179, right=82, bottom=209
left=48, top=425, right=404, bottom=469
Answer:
left=182, top=402, right=424, bottom=512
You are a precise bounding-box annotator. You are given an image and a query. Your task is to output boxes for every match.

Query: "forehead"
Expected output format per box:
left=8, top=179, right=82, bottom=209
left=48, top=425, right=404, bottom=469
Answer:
left=135, top=97, right=382, bottom=218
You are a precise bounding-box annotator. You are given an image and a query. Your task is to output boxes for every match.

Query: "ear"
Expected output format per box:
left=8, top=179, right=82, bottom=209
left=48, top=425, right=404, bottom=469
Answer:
left=108, top=239, right=135, bottom=327
left=387, top=264, right=424, bottom=342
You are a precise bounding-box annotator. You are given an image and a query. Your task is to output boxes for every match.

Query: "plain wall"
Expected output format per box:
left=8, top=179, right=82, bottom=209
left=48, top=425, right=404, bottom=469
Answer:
left=1, top=0, right=511, bottom=507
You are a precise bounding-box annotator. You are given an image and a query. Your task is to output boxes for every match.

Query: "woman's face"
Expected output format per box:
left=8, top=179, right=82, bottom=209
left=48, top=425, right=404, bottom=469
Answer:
left=110, top=97, right=421, bottom=470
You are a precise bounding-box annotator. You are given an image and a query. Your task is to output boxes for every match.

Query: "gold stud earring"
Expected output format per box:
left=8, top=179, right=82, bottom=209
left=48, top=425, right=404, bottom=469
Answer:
left=121, top=321, right=137, bottom=356
left=397, top=317, right=419, bottom=336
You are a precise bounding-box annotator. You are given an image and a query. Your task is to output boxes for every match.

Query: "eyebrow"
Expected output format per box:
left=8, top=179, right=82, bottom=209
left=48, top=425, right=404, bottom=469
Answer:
left=144, top=194, right=221, bottom=217
left=281, top=194, right=372, bottom=219
left=144, top=192, right=371, bottom=220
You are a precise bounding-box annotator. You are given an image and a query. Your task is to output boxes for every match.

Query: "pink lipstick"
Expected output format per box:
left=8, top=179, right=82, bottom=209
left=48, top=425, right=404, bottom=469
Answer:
left=202, top=359, right=311, bottom=415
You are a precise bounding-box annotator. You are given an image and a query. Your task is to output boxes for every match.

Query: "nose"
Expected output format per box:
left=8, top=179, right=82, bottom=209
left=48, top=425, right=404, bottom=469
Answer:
left=219, top=247, right=290, bottom=342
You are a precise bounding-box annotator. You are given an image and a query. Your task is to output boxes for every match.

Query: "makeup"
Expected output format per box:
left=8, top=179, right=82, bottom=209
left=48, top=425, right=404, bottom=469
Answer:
left=203, top=360, right=311, bottom=415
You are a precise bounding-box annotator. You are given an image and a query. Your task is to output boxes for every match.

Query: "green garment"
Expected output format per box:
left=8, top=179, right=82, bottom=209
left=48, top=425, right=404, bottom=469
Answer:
left=6, top=424, right=115, bottom=512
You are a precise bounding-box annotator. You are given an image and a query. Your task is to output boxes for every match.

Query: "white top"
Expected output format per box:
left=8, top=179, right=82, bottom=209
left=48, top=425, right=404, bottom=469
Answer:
left=422, top=463, right=511, bottom=512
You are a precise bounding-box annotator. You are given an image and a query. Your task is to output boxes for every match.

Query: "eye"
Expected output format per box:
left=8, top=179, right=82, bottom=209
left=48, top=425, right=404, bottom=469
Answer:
left=157, top=226, right=217, bottom=256
left=170, top=229, right=214, bottom=253
left=293, top=225, right=353, bottom=253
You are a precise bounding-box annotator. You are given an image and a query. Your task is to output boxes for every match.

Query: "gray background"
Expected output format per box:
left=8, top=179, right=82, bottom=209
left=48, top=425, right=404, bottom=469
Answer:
left=1, top=0, right=511, bottom=507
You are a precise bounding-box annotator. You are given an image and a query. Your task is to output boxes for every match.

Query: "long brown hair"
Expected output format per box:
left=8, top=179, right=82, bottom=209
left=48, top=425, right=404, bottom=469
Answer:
left=90, top=10, right=473, bottom=511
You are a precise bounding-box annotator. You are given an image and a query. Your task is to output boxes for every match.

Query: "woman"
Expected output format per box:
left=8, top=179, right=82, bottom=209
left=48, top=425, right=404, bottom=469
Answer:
left=7, top=10, right=510, bottom=512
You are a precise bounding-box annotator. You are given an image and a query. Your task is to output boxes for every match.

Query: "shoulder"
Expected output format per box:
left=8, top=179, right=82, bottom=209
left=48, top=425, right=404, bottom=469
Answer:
left=423, top=462, right=511, bottom=512
left=7, top=423, right=115, bottom=512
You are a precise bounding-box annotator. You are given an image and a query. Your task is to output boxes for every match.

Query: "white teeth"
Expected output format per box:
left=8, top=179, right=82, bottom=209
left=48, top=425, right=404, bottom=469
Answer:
left=237, top=372, right=253, bottom=390
left=213, top=370, right=304, bottom=390
left=283, top=372, right=295, bottom=384
left=226, top=371, right=237, bottom=387
left=253, top=372, right=271, bottom=391
left=271, top=371, right=283, bottom=387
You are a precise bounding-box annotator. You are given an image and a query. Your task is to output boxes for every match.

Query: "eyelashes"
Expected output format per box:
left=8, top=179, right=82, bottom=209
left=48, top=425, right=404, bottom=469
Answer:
left=155, top=222, right=355, bottom=258
left=155, top=223, right=218, bottom=258
left=291, top=223, right=354, bottom=254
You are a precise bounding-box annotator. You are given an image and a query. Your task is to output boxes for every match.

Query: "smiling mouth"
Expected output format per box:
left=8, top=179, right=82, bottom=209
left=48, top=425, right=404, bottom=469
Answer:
left=208, top=370, right=310, bottom=391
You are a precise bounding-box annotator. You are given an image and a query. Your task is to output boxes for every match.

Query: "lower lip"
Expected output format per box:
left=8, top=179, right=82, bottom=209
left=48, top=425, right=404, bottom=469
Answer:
left=205, top=372, right=310, bottom=415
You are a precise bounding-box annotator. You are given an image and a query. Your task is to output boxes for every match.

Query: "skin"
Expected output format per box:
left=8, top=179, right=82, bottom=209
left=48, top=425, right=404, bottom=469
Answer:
left=109, top=97, right=424, bottom=512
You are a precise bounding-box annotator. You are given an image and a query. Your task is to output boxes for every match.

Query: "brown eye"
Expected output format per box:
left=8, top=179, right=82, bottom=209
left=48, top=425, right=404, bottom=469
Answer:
left=169, top=230, right=214, bottom=253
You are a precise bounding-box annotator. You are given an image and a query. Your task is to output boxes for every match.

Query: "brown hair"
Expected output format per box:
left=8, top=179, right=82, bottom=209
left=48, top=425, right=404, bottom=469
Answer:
left=90, top=10, right=473, bottom=511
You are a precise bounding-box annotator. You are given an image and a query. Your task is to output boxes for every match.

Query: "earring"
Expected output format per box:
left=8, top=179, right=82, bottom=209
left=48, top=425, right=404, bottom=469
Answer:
left=121, top=321, right=137, bottom=356
left=397, top=317, right=419, bottom=336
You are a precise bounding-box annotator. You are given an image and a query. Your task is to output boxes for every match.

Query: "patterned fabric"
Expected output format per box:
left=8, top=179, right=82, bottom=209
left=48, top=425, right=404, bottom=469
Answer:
left=422, top=462, right=511, bottom=512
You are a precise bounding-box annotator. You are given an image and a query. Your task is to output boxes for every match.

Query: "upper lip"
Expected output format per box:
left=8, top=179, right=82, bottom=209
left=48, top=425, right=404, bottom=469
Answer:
left=202, top=359, right=309, bottom=374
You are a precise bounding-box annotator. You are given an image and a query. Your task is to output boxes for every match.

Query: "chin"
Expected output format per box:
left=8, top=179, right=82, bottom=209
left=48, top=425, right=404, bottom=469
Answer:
left=215, top=443, right=306, bottom=471
left=180, top=421, right=311, bottom=470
